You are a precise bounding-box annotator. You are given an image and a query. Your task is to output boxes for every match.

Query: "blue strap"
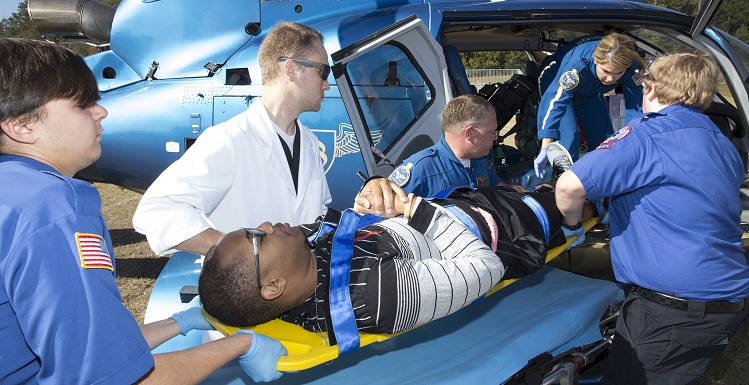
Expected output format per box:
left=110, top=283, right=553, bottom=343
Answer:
left=329, top=209, right=384, bottom=355
left=307, top=221, right=337, bottom=244
left=432, top=185, right=476, bottom=200
left=439, top=205, right=481, bottom=239
left=432, top=187, right=457, bottom=200
left=521, top=195, right=550, bottom=244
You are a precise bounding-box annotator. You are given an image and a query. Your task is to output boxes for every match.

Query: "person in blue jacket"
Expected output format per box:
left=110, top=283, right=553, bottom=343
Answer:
left=386, top=94, right=519, bottom=198
left=0, top=38, right=284, bottom=384
left=554, top=53, right=749, bottom=384
left=534, top=33, right=643, bottom=178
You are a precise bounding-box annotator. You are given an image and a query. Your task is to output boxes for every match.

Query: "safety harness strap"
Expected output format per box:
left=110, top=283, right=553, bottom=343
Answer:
left=521, top=195, right=550, bottom=244
left=439, top=204, right=481, bottom=239
left=329, top=209, right=385, bottom=355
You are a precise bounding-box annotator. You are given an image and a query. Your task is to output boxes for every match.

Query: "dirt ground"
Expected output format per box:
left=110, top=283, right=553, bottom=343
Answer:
left=97, top=182, right=748, bottom=384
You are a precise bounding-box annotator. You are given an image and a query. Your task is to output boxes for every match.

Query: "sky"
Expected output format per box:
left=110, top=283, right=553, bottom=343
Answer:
left=1, top=1, right=22, bottom=20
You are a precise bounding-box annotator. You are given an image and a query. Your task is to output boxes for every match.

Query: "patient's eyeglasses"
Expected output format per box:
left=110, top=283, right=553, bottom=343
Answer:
left=244, top=228, right=267, bottom=289
left=277, top=57, right=331, bottom=80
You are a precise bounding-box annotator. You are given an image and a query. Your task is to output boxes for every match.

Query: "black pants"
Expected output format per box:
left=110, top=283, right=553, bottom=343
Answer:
left=602, top=291, right=748, bottom=385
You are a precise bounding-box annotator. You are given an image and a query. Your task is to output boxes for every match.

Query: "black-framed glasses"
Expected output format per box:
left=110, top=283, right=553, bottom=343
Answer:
left=474, top=126, right=499, bottom=139
left=244, top=228, right=266, bottom=289
left=277, top=57, right=331, bottom=80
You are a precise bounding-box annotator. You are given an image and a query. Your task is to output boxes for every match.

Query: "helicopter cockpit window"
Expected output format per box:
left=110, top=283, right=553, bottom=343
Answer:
left=346, top=43, right=433, bottom=153
left=630, top=27, right=737, bottom=107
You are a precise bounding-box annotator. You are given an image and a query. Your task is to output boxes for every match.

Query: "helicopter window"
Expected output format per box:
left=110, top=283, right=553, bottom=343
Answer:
left=346, top=43, right=433, bottom=153
left=102, top=67, right=116, bottom=79
left=226, top=68, right=251, bottom=85
left=630, top=27, right=737, bottom=107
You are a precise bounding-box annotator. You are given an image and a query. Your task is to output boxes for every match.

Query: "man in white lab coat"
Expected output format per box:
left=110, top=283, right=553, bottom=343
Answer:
left=133, top=22, right=332, bottom=256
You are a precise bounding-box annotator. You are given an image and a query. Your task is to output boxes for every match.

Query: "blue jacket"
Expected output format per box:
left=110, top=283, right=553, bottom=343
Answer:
left=0, top=156, right=153, bottom=384
left=388, top=136, right=503, bottom=197
left=571, top=105, right=749, bottom=301
left=537, top=35, right=642, bottom=144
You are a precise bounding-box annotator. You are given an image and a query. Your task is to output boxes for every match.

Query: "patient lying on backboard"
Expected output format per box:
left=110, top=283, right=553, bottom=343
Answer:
left=198, top=186, right=601, bottom=339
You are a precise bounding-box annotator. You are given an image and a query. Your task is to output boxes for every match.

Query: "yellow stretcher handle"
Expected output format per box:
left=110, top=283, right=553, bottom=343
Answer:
left=204, top=217, right=599, bottom=372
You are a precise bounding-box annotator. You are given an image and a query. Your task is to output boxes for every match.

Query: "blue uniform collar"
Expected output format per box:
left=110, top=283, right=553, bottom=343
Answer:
left=643, top=104, right=699, bottom=120
left=0, top=154, right=62, bottom=175
left=436, top=136, right=464, bottom=166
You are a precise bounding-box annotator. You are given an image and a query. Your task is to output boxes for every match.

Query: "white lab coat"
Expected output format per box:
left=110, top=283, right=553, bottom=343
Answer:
left=133, top=98, right=331, bottom=255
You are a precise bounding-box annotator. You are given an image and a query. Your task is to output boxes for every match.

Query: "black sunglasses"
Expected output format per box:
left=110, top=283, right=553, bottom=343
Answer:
left=244, top=228, right=266, bottom=289
left=277, top=57, right=331, bottom=80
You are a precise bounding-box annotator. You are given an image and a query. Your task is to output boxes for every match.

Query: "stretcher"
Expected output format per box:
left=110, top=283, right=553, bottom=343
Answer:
left=146, top=219, right=620, bottom=383
left=202, top=218, right=600, bottom=372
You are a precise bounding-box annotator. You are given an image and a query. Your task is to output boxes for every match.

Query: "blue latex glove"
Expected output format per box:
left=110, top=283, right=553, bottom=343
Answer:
left=533, top=147, right=548, bottom=178
left=236, top=330, right=287, bottom=382
left=169, top=299, right=214, bottom=336
left=562, top=222, right=585, bottom=249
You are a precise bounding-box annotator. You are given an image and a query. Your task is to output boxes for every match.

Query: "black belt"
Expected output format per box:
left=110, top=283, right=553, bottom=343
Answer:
left=632, top=286, right=746, bottom=314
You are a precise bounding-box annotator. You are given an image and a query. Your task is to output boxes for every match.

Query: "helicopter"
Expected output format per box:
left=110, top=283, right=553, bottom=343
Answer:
left=27, top=0, right=749, bottom=383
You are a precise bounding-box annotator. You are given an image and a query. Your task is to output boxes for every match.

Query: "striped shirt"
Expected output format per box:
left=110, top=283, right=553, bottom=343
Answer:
left=280, top=201, right=504, bottom=336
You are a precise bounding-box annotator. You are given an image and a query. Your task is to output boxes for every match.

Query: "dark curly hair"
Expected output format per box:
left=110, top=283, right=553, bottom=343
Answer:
left=199, top=246, right=287, bottom=327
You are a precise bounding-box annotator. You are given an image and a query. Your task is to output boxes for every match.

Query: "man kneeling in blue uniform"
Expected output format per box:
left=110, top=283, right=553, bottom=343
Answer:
left=387, top=94, right=523, bottom=197
left=198, top=186, right=602, bottom=338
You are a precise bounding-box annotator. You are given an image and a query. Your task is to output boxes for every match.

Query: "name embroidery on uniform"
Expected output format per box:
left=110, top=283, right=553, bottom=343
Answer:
left=76, top=233, right=114, bottom=271
left=388, top=163, right=412, bottom=187
left=475, top=175, right=489, bottom=187
left=597, top=125, right=632, bottom=150
left=559, top=70, right=579, bottom=90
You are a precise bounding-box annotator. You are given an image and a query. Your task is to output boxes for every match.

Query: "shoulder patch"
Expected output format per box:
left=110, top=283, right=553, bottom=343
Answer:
left=559, top=70, right=579, bottom=90
left=388, top=163, right=412, bottom=187
left=632, top=72, right=644, bottom=87
left=76, top=233, right=114, bottom=271
left=596, top=125, right=632, bottom=150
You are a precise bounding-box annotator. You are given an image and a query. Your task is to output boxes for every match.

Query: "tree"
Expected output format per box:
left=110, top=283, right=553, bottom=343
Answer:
left=646, top=0, right=749, bottom=44
left=0, top=0, right=122, bottom=55
left=0, top=1, right=40, bottom=39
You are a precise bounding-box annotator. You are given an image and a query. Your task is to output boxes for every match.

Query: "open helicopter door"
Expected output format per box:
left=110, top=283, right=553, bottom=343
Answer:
left=690, top=0, right=723, bottom=40
left=331, top=14, right=452, bottom=179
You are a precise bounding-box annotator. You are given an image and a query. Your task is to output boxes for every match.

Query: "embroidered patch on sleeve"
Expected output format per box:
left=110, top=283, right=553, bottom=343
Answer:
left=388, top=163, right=412, bottom=187
left=559, top=70, right=579, bottom=90
left=632, top=72, right=644, bottom=86
left=76, top=233, right=114, bottom=271
left=596, top=125, right=632, bottom=150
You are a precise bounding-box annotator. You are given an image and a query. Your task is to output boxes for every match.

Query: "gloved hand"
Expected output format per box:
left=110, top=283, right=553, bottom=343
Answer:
left=236, top=330, right=287, bottom=382
left=533, top=147, right=548, bottom=178
left=169, top=298, right=214, bottom=336
left=561, top=222, right=585, bottom=249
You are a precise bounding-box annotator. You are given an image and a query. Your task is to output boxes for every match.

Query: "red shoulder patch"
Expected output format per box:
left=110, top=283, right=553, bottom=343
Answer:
left=596, top=125, right=632, bottom=150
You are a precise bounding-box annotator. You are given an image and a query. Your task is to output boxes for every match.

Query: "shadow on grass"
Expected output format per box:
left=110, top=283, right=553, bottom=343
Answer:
left=115, top=257, right=169, bottom=280
left=109, top=228, right=147, bottom=247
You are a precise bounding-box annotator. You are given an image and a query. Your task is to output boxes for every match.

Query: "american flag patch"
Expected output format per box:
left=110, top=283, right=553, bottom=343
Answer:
left=632, top=72, right=644, bottom=87
left=76, top=233, right=114, bottom=271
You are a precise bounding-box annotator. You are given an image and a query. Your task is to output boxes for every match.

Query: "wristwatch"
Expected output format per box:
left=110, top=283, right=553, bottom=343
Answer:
left=562, top=221, right=583, bottom=230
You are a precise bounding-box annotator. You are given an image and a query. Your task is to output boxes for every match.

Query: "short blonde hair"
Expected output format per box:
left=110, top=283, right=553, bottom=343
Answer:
left=642, top=52, right=719, bottom=111
left=442, top=94, right=494, bottom=134
left=593, top=33, right=642, bottom=71
left=257, top=22, right=324, bottom=84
